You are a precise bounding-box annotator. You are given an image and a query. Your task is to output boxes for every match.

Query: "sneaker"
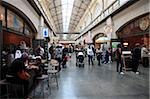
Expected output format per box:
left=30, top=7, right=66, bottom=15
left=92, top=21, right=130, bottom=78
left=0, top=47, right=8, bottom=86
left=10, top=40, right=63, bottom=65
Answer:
left=135, top=72, right=140, bottom=74
left=120, top=72, right=124, bottom=75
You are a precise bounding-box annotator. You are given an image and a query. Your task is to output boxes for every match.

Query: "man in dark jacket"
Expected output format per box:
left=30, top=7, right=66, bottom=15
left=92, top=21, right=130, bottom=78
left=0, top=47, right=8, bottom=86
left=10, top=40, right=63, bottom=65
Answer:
left=116, top=44, right=124, bottom=74
left=132, top=43, right=141, bottom=74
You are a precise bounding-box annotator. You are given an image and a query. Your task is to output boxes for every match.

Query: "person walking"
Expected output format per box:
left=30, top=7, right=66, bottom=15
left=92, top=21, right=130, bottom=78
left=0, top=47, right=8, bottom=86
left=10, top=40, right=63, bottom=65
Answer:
left=116, top=44, right=124, bottom=74
left=87, top=45, right=94, bottom=65
left=132, top=43, right=141, bottom=74
left=96, top=47, right=102, bottom=66
left=141, top=44, right=149, bottom=67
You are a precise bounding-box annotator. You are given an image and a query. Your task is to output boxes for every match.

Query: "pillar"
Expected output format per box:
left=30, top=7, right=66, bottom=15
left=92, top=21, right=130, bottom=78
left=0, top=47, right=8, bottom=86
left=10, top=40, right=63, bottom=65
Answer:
left=36, top=16, right=44, bottom=39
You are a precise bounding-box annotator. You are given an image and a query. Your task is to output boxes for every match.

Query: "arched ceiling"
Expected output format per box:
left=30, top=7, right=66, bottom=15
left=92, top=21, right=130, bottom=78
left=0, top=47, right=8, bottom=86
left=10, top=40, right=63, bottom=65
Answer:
left=46, top=0, right=91, bottom=33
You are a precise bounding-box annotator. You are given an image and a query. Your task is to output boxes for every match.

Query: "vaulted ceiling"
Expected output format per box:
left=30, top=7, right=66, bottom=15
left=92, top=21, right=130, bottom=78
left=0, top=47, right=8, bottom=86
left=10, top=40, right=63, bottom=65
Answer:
left=46, top=0, right=91, bottom=33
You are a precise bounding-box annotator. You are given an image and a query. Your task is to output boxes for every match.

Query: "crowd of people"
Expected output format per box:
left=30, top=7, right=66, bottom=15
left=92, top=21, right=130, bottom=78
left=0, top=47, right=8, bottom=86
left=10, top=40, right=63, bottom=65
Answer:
left=74, top=43, right=149, bottom=75
left=2, top=40, right=149, bottom=98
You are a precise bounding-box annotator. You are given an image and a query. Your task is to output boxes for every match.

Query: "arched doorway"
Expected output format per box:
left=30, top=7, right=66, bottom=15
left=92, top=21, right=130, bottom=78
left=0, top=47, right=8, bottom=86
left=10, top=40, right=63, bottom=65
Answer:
left=116, top=13, right=149, bottom=50
left=93, top=33, right=110, bottom=49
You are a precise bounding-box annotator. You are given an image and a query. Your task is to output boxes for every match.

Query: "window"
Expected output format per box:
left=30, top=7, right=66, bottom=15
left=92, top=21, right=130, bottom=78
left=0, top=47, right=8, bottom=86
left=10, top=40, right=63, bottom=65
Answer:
left=0, top=5, right=6, bottom=26
left=7, top=10, right=23, bottom=32
left=61, top=0, right=74, bottom=32
left=104, top=0, right=115, bottom=9
left=120, top=0, right=129, bottom=5
left=93, top=3, right=101, bottom=19
left=24, top=24, right=32, bottom=36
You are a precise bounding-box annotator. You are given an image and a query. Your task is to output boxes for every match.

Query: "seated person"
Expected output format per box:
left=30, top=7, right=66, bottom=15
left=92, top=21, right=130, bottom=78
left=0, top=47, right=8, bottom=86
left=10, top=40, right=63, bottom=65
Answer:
left=7, top=53, right=31, bottom=98
left=32, top=57, right=43, bottom=76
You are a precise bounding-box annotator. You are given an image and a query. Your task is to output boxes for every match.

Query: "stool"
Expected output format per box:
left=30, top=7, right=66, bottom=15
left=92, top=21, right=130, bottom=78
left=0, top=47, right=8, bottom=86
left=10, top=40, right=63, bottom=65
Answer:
left=47, top=64, right=59, bottom=95
left=5, top=75, right=25, bottom=98
left=34, top=74, right=49, bottom=98
left=0, top=79, right=10, bottom=98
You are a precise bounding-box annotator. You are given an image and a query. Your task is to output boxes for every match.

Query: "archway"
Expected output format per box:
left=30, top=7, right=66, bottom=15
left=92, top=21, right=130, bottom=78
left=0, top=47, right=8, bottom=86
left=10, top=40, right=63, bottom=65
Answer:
left=116, top=13, right=149, bottom=50
left=93, top=33, right=109, bottom=49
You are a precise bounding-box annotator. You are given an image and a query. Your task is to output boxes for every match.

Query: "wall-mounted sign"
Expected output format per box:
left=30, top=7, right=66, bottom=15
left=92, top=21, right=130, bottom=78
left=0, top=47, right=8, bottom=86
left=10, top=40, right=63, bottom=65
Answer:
left=43, top=28, right=49, bottom=37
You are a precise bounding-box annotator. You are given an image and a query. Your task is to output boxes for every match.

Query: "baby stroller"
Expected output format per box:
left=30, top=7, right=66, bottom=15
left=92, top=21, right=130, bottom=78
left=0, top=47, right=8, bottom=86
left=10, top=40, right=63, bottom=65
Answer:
left=76, top=52, right=84, bottom=67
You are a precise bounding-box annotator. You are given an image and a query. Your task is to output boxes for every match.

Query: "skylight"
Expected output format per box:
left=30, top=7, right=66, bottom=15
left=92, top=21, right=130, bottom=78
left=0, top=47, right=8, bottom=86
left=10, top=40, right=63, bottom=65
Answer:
left=61, top=0, right=74, bottom=32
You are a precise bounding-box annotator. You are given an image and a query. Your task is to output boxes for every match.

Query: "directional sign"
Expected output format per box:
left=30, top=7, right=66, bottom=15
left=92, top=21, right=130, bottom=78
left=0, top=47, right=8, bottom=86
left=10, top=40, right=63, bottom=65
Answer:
left=43, top=28, right=49, bottom=37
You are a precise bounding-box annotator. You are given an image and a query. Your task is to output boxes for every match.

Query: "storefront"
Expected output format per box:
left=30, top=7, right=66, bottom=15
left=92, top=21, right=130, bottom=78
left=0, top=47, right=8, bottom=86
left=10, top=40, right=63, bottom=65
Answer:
left=0, top=3, right=37, bottom=79
left=116, top=13, right=149, bottom=50
left=0, top=3, right=37, bottom=52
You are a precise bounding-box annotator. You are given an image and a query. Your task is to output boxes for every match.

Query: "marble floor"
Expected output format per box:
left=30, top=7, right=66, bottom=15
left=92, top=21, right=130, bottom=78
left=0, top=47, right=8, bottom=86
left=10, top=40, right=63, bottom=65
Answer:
left=33, top=53, right=149, bottom=99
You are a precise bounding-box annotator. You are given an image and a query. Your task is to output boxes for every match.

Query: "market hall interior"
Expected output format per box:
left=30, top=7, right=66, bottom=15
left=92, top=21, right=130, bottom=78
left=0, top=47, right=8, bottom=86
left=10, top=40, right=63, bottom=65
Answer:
left=0, top=0, right=149, bottom=99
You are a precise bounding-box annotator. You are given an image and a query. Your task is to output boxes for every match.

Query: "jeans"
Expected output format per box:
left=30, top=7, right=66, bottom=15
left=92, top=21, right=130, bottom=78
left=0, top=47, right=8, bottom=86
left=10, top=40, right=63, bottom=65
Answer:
left=132, top=59, right=139, bottom=72
left=88, top=55, right=94, bottom=65
left=116, top=59, right=123, bottom=72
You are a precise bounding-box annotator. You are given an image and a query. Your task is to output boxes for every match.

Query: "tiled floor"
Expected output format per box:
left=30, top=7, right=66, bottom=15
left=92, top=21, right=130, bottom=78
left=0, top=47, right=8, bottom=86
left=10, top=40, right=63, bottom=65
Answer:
left=33, top=53, right=149, bottom=99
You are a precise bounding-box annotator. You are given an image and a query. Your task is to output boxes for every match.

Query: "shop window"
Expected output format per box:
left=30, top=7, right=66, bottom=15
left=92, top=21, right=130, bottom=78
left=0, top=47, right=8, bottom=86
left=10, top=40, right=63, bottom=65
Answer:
left=24, top=24, right=32, bottom=36
left=7, top=10, right=23, bottom=32
left=0, top=5, right=6, bottom=27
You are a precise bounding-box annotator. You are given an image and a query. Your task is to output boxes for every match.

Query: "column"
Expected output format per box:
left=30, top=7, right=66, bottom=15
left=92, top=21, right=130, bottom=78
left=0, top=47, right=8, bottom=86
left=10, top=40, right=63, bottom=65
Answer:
left=36, top=16, right=44, bottom=39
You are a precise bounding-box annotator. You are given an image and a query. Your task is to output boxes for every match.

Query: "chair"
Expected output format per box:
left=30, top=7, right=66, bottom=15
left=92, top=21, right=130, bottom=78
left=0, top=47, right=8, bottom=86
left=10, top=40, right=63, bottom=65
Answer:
left=47, top=63, right=59, bottom=95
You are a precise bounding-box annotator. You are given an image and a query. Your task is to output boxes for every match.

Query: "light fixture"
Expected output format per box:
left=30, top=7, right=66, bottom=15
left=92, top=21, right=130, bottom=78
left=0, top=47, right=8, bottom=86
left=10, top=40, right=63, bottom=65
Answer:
left=123, top=42, right=128, bottom=46
left=0, top=14, right=4, bottom=20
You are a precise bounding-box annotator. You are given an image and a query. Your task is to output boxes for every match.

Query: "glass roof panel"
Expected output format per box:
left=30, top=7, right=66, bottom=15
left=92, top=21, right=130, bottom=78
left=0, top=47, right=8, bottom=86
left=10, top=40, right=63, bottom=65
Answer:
left=61, top=0, right=74, bottom=32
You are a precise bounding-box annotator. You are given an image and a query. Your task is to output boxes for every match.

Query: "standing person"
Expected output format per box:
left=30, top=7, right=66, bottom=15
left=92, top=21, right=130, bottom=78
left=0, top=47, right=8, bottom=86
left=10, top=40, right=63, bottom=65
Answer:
left=96, top=47, right=102, bottom=66
left=87, top=45, right=94, bottom=65
left=132, top=43, right=141, bottom=74
left=49, top=45, right=54, bottom=59
left=55, top=45, right=62, bottom=71
left=141, top=45, right=149, bottom=67
left=108, top=48, right=112, bottom=63
left=47, top=39, right=51, bottom=61
left=62, top=45, right=68, bottom=59
left=116, top=44, right=124, bottom=74
left=104, top=49, right=109, bottom=64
